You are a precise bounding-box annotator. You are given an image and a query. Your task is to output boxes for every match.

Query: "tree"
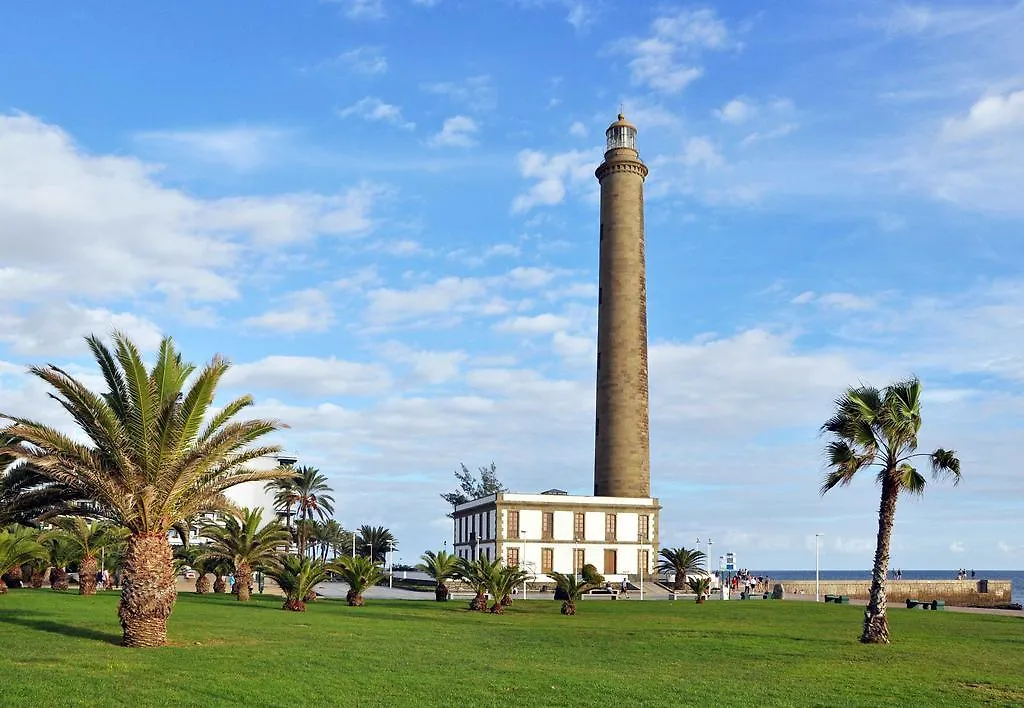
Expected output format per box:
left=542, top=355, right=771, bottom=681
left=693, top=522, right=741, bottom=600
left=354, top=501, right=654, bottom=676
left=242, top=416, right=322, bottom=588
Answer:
left=40, top=517, right=127, bottom=595
left=417, top=550, right=459, bottom=602
left=199, top=508, right=290, bottom=602
left=266, top=474, right=299, bottom=537
left=356, top=525, right=396, bottom=563
left=0, top=526, right=47, bottom=593
left=42, top=535, right=75, bottom=591
left=821, top=377, right=960, bottom=644
left=485, top=564, right=529, bottom=614
left=658, top=547, right=707, bottom=591
left=550, top=571, right=592, bottom=615
left=688, top=576, right=712, bottom=603
left=173, top=544, right=217, bottom=594
left=0, top=446, right=82, bottom=527
left=440, top=462, right=506, bottom=510
left=0, top=332, right=290, bottom=646
left=267, top=555, right=331, bottom=612
left=290, top=467, right=335, bottom=557
left=455, top=556, right=500, bottom=611
left=314, top=520, right=346, bottom=563
left=331, top=555, right=383, bottom=606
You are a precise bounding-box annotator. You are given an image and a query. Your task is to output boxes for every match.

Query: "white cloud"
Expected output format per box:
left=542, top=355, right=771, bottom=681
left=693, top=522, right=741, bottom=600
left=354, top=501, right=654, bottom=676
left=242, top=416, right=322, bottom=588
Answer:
left=133, top=126, right=291, bottom=171
left=569, top=121, right=588, bottom=138
left=336, top=46, right=388, bottom=75
left=366, top=276, right=491, bottom=325
left=942, top=89, right=1024, bottom=142
left=495, top=313, right=572, bottom=335
left=740, top=123, right=799, bottom=147
left=224, top=355, right=391, bottom=397
left=791, top=291, right=876, bottom=311
left=326, top=0, right=385, bottom=20
left=428, top=115, right=479, bottom=148
left=422, top=75, right=496, bottom=112
left=411, top=0, right=441, bottom=6
left=0, top=304, right=162, bottom=356
left=511, top=149, right=597, bottom=212
left=681, top=137, right=725, bottom=170
left=714, top=98, right=756, bottom=124
left=338, top=97, right=415, bottom=130
left=622, top=8, right=734, bottom=94
left=243, top=289, right=334, bottom=333
left=380, top=341, right=468, bottom=385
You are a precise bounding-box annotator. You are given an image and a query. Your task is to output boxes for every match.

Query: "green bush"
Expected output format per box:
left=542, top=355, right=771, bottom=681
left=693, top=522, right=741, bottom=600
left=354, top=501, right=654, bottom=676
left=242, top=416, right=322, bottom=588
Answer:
left=580, top=564, right=604, bottom=586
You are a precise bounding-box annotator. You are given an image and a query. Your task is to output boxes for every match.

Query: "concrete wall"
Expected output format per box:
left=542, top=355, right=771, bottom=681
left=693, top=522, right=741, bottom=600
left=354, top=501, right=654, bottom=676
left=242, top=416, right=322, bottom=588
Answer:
left=780, top=579, right=1013, bottom=607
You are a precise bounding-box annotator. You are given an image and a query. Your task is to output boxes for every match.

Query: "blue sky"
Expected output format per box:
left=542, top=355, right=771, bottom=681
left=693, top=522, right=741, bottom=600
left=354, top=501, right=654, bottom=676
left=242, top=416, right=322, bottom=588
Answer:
left=1, top=0, right=1023, bottom=569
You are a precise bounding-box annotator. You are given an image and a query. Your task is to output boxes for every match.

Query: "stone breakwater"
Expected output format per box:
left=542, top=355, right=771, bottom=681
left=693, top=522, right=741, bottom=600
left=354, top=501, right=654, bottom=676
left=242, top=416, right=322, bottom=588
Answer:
left=780, top=579, right=1013, bottom=608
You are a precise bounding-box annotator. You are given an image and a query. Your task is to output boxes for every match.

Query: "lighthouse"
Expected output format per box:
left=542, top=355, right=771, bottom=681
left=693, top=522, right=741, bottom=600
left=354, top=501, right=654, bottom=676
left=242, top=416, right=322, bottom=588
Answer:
left=593, top=114, right=651, bottom=499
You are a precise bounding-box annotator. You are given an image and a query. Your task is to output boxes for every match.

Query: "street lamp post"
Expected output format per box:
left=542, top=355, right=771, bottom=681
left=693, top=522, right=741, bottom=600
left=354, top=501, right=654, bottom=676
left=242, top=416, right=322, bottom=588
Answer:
left=707, top=538, right=713, bottom=574
left=520, top=530, right=528, bottom=599
left=815, top=533, right=823, bottom=602
left=388, top=540, right=394, bottom=589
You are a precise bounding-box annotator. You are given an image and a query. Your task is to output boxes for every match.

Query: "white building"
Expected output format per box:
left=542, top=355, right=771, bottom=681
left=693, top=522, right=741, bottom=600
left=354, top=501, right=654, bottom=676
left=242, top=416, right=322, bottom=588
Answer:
left=452, top=489, right=660, bottom=584
left=171, top=452, right=297, bottom=546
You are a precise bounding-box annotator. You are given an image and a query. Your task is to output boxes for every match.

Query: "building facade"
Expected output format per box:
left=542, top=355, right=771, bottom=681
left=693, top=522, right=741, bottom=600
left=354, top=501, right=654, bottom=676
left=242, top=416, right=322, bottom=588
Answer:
left=452, top=491, right=659, bottom=583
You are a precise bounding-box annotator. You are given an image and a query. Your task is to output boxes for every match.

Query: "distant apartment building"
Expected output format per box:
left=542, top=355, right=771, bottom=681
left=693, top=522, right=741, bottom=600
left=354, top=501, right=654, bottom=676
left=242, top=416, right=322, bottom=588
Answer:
left=451, top=489, right=659, bottom=583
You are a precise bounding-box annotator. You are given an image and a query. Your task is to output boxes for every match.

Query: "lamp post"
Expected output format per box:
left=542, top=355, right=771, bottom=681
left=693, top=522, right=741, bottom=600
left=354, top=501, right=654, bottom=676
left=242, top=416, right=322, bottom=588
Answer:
left=520, top=530, right=528, bottom=599
left=707, top=538, right=713, bottom=574
left=815, top=533, right=823, bottom=602
left=388, top=539, right=394, bottom=589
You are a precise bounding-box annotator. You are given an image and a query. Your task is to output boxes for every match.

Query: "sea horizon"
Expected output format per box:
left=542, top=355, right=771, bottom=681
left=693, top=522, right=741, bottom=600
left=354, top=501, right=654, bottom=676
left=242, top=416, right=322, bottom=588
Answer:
left=749, top=569, right=1023, bottom=603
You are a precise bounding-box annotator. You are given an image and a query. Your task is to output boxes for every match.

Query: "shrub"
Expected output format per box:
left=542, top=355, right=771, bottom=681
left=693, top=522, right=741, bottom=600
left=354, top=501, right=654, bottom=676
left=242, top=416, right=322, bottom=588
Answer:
left=580, top=564, right=604, bottom=586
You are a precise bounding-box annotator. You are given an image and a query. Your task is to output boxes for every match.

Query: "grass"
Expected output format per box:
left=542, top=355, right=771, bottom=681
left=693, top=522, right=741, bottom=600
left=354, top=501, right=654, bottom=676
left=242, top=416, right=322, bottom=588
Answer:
left=1, top=590, right=1022, bottom=707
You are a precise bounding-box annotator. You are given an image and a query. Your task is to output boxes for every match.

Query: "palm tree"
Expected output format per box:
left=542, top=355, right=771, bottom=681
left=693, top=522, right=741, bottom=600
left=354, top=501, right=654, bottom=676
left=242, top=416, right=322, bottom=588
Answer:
left=658, top=547, right=707, bottom=591
left=821, top=378, right=960, bottom=644
left=0, top=332, right=289, bottom=647
left=199, top=508, right=289, bottom=602
left=356, top=525, right=396, bottom=563
left=485, top=564, right=529, bottom=614
left=0, top=446, right=81, bottom=527
left=0, top=527, right=47, bottom=593
left=331, top=555, right=383, bottom=606
left=267, top=555, right=331, bottom=611
left=173, top=543, right=218, bottom=594
left=291, top=467, right=334, bottom=557
left=688, top=576, right=712, bottom=603
left=42, top=535, right=75, bottom=591
left=417, top=550, right=459, bottom=602
left=316, top=520, right=346, bottom=562
left=550, top=571, right=592, bottom=615
left=455, top=556, right=499, bottom=611
left=40, top=517, right=127, bottom=595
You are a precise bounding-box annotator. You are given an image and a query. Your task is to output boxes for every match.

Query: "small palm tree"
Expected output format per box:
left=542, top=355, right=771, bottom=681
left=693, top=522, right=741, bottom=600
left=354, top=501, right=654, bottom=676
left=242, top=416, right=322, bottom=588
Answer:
left=0, top=527, right=47, bottom=593
left=266, top=555, right=330, bottom=611
left=417, top=550, right=459, bottom=602
left=42, top=535, right=75, bottom=591
left=485, top=564, right=529, bottom=614
left=549, top=571, right=592, bottom=615
left=0, top=332, right=289, bottom=646
left=199, top=508, right=289, bottom=602
left=688, top=575, right=712, bottom=603
left=658, top=547, right=707, bottom=591
left=821, top=377, right=960, bottom=644
left=331, top=555, right=383, bottom=606
left=40, top=518, right=127, bottom=596
left=291, top=467, right=335, bottom=557
left=455, top=556, right=500, bottom=611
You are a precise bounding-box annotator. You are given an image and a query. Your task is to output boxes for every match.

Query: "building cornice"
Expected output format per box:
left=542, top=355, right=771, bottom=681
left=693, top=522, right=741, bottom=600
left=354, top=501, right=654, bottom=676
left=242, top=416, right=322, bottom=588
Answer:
left=595, top=160, right=648, bottom=181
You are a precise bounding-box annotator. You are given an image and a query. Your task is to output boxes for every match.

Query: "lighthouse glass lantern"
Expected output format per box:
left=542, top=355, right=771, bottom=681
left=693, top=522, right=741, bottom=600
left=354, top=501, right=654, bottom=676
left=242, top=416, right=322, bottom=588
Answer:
left=606, top=114, right=637, bottom=151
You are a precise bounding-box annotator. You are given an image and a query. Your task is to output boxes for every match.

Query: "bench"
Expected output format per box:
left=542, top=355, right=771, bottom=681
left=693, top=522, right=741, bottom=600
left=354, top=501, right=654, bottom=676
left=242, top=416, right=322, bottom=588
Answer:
left=583, top=590, right=619, bottom=600
left=447, top=591, right=485, bottom=600
left=906, top=598, right=944, bottom=610
left=824, top=594, right=850, bottom=604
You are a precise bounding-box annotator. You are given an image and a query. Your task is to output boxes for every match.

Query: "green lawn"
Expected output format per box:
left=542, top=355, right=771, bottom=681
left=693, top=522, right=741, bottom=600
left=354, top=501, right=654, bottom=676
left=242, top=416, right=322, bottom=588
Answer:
left=1, top=591, right=1022, bottom=707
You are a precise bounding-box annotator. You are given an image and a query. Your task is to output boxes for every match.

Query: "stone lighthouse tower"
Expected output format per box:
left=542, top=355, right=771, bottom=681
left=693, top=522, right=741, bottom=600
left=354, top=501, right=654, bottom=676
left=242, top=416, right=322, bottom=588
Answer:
left=593, top=114, right=650, bottom=498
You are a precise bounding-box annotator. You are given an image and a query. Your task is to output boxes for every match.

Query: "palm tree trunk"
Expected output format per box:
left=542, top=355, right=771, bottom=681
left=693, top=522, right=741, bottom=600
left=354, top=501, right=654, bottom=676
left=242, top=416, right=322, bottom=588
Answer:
left=346, top=589, right=364, bottom=607
left=30, top=567, right=46, bottom=589
left=561, top=600, right=576, bottom=615
left=213, top=575, right=226, bottom=593
left=435, top=582, right=449, bottom=602
left=0, top=578, right=7, bottom=594
left=79, top=555, right=99, bottom=595
left=195, top=573, right=211, bottom=594
left=862, top=474, right=898, bottom=644
left=489, top=599, right=504, bottom=614
left=235, top=562, right=252, bottom=602
left=118, top=532, right=177, bottom=648
left=51, top=567, right=68, bottom=591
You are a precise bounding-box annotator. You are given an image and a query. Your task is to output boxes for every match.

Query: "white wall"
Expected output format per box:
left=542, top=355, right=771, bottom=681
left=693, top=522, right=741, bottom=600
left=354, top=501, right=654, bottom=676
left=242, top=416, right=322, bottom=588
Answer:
left=223, top=453, right=294, bottom=528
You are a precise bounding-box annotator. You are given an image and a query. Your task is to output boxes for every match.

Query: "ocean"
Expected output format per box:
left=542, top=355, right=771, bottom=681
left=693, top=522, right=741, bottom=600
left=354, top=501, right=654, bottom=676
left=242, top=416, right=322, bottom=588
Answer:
left=751, top=569, right=1024, bottom=604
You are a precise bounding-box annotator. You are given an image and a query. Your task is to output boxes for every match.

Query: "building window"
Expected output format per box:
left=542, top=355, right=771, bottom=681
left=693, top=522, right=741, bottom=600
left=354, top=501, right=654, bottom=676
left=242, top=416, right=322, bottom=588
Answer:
left=573, top=512, right=585, bottom=541
left=604, top=548, right=617, bottom=575
left=507, top=547, right=520, bottom=568
left=542, top=512, right=554, bottom=540
left=541, top=547, right=554, bottom=574
left=573, top=548, right=585, bottom=574
left=605, top=513, right=617, bottom=542
left=638, top=549, right=649, bottom=576
left=507, top=510, right=520, bottom=538
left=638, top=514, right=649, bottom=542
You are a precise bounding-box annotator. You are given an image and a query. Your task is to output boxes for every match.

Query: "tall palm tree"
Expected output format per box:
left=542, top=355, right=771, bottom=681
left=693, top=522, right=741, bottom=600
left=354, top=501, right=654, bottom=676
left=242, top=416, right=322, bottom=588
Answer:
left=199, top=508, right=289, bottom=602
left=267, top=555, right=331, bottom=611
left=356, top=525, right=396, bottom=563
left=550, top=571, right=592, bottom=615
left=0, top=526, right=47, bottom=593
left=316, top=520, right=346, bottom=562
left=417, top=550, right=459, bottom=602
left=331, top=555, right=383, bottom=606
left=658, top=547, right=707, bottom=591
left=0, top=332, right=289, bottom=647
left=40, top=517, right=127, bottom=595
left=821, top=378, right=960, bottom=644
left=291, top=467, right=334, bottom=557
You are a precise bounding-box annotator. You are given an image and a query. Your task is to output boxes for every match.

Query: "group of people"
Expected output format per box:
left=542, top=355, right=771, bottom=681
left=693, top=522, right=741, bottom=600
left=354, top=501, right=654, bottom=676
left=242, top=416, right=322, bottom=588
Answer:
left=93, top=568, right=117, bottom=589
left=720, top=570, right=771, bottom=594
left=956, top=568, right=976, bottom=580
